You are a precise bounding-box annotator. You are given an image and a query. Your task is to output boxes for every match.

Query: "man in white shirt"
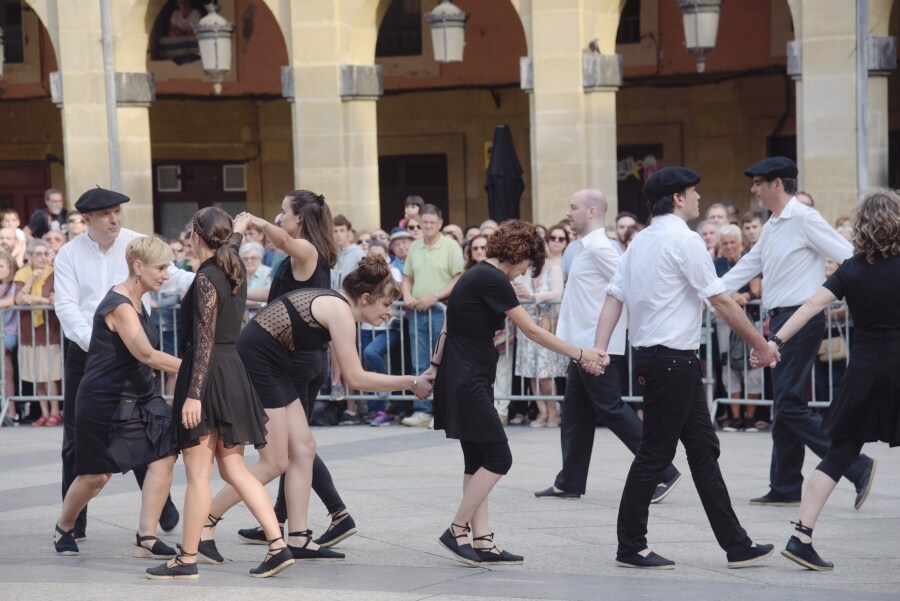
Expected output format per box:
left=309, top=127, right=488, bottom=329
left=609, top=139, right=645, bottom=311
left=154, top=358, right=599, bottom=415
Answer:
left=594, top=167, right=777, bottom=569
left=534, top=189, right=681, bottom=502
left=722, top=157, right=876, bottom=510
left=55, top=187, right=195, bottom=539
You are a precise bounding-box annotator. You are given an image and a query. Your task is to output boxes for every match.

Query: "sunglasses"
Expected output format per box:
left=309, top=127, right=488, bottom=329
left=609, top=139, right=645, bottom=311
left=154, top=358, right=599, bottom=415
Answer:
left=548, top=236, right=567, bottom=242
left=407, top=224, right=421, bottom=230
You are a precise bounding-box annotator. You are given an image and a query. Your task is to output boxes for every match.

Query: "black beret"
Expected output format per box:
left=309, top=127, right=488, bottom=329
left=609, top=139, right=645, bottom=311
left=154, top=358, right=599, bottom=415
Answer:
left=744, top=156, right=797, bottom=179
left=74, top=186, right=130, bottom=213
left=642, top=167, right=702, bottom=202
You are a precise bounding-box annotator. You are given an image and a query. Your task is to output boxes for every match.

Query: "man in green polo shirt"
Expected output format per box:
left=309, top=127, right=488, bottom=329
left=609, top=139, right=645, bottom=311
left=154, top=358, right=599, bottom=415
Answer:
left=401, top=203, right=464, bottom=426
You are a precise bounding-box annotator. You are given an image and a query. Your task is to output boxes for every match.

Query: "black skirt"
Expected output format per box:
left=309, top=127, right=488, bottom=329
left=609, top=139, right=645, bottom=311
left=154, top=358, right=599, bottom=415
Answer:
left=433, top=334, right=507, bottom=443
left=822, top=329, right=900, bottom=447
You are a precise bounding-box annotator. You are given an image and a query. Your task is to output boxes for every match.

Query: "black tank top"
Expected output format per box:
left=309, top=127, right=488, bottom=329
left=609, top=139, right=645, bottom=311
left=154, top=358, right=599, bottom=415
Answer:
left=253, top=288, right=348, bottom=352
left=267, top=255, right=330, bottom=303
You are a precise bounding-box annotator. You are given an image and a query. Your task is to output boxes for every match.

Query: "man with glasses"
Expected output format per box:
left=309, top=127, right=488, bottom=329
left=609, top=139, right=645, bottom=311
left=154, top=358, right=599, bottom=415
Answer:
left=535, top=189, right=682, bottom=502
left=54, top=187, right=195, bottom=540
left=24, top=188, right=68, bottom=241
left=65, top=212, right=87, bottom=240
left=401, top=204, right=464, bottom=427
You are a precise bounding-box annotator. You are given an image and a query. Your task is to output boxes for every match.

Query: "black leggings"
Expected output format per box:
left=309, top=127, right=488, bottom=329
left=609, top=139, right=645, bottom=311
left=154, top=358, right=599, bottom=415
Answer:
left=816, top=437, right=865, bottom=482
left=460, top=440, right=513, bottom=476
left=274, top=350, right=346, bottom=521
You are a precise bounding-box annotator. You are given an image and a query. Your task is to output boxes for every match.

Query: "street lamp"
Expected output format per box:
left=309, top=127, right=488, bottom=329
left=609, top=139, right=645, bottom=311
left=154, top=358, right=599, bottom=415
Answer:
left=677, top=0, right=723, bottom=73
left=426, top=0, right=468, bottom=63
left=193, top=3, right=234, bottom=95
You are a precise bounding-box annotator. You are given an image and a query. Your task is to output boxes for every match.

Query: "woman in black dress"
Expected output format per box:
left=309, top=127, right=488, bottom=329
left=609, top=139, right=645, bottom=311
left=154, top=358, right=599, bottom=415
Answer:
left=204, top=192, right=356, bottom=552
left=755, top=190, right=900, bottom=571
left=423, top=220, right=603, bottom=566
left=220, top=257, right=432, bottom=561
left=53, top=237, right=181, bottom=559
left=146, top=208, right=293, bottom=580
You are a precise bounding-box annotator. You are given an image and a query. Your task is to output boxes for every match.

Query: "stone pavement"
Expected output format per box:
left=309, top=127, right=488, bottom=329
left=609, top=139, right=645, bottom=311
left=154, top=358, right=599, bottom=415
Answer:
left=0, top=421, right=898, bottom=601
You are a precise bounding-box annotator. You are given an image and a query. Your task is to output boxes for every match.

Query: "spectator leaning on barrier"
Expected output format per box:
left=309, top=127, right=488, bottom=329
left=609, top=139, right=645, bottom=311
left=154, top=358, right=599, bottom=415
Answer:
left=0, top=249, right=19, bottom=427
left=401, top=204, right=464, bottom=427
left=722, top=156, right=876, bottom=510
left=54, top=187, right=194, bottom=540
left=14, top=238, right=62, bottom=427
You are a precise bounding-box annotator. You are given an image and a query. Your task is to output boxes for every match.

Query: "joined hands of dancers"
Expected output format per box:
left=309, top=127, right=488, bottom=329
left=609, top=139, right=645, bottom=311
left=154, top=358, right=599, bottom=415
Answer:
left=748, top=341, right=782, bottom=369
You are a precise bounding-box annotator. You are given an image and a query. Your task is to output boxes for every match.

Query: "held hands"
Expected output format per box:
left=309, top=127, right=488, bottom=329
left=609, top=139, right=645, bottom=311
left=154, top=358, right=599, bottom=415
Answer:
left=749, top=340, right=781, bottom=369
left=412, top=371, right=436, bottom=400
left=232, top=212, right=252, bottom=235
left=182, top=398, right=202, bottom=430
left=580, top=347, right=610, bottom=376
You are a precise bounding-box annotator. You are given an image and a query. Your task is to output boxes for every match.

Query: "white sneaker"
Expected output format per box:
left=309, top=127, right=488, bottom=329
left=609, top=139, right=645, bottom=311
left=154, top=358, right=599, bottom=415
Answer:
left=331, top=382, right=346, bottom=401
left=401, top=411, right=431, bottom=427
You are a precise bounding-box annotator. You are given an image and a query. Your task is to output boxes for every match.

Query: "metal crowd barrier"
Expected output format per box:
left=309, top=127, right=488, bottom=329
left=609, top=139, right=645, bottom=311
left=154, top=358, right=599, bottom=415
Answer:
left=0, top=298, right=852, bottom=428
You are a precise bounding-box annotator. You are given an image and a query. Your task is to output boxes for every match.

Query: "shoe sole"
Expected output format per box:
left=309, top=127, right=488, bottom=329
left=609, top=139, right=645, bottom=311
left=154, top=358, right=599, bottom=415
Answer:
left=197, top=551, right=224, bottom=565
left=133, top=547, right=177, bottom=560
left=534, top=494, right=580, bottom=499
left=316, top=527, right=358, bottom=548
left=251, top=558, right=295, bottom=578
left=854, top=458, right=877, bottom=511
left=145, top=572, right=199, bottom=580
left=438, top=538, right=482, bottom=567
left=781, top=549, right=834, bottom=571
left=650, top=473, right=684, bottom=504
left=748, top=500, right=800, bottom=507
left=728, top=546, right=775, bottom=568
left=160, top=524, right=178, bottom=533
left=615, top=560, right=674, bottom=570
left=55, top=550, right=79, bottom=556
left=238, top=533, right=269, bottom=545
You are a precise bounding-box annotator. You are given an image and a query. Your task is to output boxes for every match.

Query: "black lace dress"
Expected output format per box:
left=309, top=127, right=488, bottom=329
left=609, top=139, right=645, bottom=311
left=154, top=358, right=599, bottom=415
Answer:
left=74, top=290, right=175, bottom=474
left=173, top=237, right=268, bottom=449
left=238, top=288, right=346, bottom=408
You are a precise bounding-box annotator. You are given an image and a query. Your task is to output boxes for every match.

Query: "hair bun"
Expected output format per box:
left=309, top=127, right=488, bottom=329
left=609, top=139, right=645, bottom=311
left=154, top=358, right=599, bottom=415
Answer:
left=316, top=194, right=325, bottom=206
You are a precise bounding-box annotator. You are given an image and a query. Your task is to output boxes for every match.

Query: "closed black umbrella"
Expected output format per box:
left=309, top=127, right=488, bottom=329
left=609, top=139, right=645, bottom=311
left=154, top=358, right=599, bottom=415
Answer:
left=485, top=124, right=524, bottom=222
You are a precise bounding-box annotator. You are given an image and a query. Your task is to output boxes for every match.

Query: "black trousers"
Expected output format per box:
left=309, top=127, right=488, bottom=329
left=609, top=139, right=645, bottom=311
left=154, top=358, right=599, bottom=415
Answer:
left=273, top=349, right=345, bottom=522
left=617, top=347, right=750, bottom=556
left=62, top=340, right=173, bottom=536
left=768, top=311, right=869, bottom=498
left=554, top=358, right=678, bottom=495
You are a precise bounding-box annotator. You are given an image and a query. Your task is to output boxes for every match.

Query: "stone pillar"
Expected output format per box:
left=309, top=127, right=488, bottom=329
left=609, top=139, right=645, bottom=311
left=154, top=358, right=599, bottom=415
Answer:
left=54, top=2, right=113, bottom=205
left=796, top=0, right=859, bottom=221
left=525, top=3, right=620, bottom=226
left=866, top=36, right=897, bottom=190
left=116, top=73, right=156, bottom=234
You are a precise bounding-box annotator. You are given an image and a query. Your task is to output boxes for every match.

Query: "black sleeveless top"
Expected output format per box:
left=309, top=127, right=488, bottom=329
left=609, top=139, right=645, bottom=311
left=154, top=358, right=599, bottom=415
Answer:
left=253, top=288, right=348, bottom=352
left=267, top=255, right=330, bottom=303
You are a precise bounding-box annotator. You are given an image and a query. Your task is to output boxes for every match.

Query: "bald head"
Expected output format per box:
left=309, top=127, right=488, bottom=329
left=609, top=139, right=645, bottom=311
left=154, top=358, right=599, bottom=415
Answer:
left=0, top=228, right=15, bottom=250
left=567, top=189, right=608, bottom=236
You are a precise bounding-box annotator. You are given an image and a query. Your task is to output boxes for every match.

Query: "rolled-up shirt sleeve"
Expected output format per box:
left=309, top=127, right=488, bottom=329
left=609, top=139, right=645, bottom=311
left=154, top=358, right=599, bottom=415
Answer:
left=605, top=262, right=626, bottom=302
left=721, top=234, right=763, bottom=293
left=162, top=263, right=195, bottom=296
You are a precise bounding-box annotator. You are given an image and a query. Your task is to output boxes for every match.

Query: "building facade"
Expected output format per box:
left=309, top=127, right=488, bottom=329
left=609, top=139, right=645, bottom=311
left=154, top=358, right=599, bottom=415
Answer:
left=0, top=0, right=898, bottom=235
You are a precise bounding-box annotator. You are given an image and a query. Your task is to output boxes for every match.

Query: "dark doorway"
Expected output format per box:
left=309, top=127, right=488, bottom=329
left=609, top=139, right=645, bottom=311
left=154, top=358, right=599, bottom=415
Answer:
left=152, top=160, right=247, bottom=239
left=616, top=144, right=664, bottom=225
left=378, top=154, right=449, bottom=229
left=0, top=161, right=51, bottom=222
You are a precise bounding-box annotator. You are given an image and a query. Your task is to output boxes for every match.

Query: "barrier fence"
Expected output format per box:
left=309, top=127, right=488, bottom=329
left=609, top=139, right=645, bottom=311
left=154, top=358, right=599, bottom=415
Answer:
left=0, top=298, right=851, bottom=428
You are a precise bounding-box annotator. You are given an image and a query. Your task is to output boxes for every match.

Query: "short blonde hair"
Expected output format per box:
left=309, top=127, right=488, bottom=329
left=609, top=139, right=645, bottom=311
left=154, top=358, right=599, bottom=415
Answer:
left=126, top=236, right=174, bottom=275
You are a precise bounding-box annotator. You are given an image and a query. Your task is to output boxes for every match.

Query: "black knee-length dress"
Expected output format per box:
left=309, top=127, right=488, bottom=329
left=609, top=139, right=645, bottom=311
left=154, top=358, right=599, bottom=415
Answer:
left=820, top=254, right=900, bottom=446
left=173, top=237, right=268, bottom=449
left=433, top=262, right=520, bottom=442
left=74, top=290, right=175, bottom=475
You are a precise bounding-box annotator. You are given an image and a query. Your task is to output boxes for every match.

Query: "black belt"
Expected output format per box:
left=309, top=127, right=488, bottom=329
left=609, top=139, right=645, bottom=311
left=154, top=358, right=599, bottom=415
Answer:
left=633, top=345, right=697, bottom=356
left=768, top=305, right=802, bottom=317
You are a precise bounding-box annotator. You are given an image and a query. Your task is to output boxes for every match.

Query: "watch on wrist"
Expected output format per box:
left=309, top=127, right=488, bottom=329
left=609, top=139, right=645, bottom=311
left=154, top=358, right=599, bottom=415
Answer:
left=769, top=334, right=786, bottom=350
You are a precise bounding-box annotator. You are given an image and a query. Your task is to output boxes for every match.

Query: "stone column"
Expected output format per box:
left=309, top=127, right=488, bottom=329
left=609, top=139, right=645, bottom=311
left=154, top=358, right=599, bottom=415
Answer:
left=54, top=1, right=113, bottom=204
left=116, top=74, right=156, bottom=234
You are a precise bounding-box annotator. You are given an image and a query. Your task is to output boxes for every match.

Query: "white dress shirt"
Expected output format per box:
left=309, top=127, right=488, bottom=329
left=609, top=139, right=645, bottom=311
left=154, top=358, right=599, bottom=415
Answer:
left=721, top=197, right=853, bottom=309
left=606, top=214, right=725, bottom=350
left=54, top=227, right=195, bottom=351
left=557, top=227, right=627, bottom=355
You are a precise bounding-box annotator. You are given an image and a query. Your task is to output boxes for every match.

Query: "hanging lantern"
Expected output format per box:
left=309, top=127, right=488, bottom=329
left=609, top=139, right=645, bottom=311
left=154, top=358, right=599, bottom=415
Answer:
left=193, top=3, right=234, bottom=95
left=426, top=0, right=468, bottom=63
left=677, top=0, right=723, bottom=73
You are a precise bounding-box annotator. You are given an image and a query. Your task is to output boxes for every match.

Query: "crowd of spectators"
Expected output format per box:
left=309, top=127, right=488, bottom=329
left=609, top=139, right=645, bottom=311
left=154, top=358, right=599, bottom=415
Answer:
left=1, top=187, right=852, bottom=432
